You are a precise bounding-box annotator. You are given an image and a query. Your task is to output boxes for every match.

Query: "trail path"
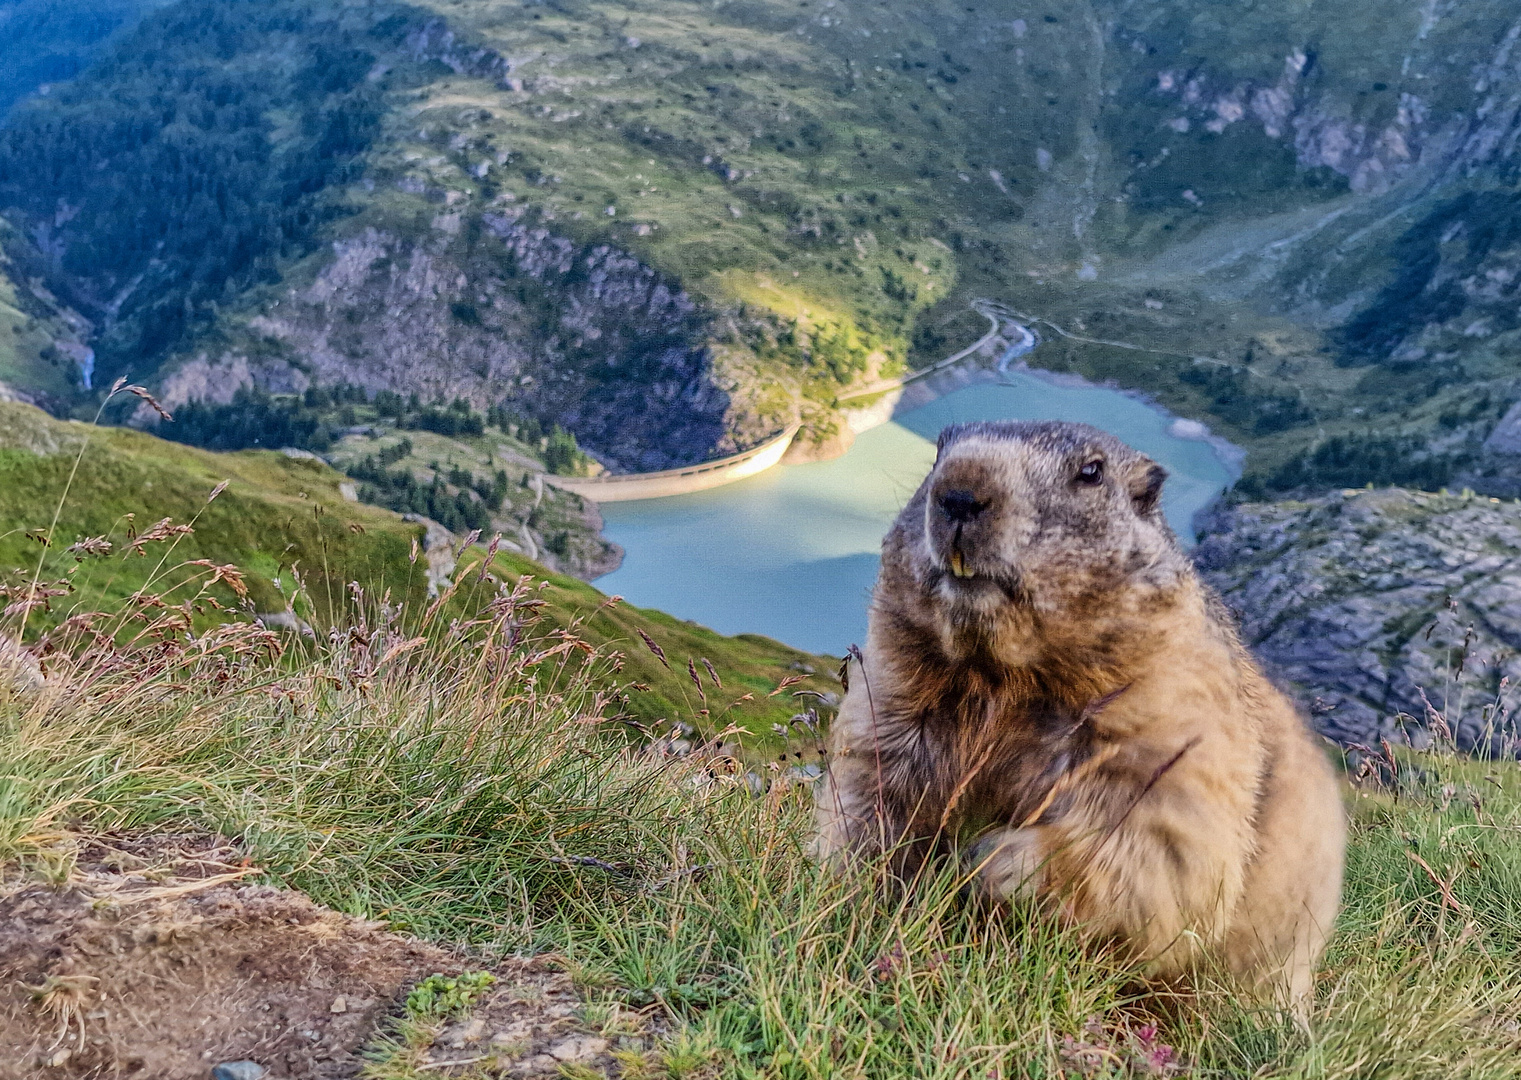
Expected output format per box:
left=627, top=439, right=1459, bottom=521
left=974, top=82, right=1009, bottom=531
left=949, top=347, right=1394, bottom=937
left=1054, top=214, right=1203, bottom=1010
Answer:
left=836, top=300, right=1013, bottom=403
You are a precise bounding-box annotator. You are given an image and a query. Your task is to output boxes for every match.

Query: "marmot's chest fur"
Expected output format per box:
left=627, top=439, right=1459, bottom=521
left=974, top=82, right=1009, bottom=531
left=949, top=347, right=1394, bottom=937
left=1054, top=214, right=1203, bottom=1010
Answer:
left=872, top=658, right=1099, bottom=837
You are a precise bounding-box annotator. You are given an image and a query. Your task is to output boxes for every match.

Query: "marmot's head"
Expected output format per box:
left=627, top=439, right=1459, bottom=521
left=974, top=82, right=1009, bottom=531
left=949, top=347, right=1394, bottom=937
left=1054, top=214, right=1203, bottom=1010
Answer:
left=880, top=420, right=1192, bottom=656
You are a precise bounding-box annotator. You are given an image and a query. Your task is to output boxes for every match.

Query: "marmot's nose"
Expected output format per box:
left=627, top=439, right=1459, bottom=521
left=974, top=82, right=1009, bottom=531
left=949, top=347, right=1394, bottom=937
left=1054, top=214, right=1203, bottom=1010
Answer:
left=938, top=488, right=987, bottom=524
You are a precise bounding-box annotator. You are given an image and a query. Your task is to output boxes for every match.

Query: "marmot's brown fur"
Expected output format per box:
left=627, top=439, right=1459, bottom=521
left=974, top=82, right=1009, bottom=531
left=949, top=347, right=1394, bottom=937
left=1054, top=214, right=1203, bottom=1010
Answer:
left=816, top=420, right=1345, bottom=1013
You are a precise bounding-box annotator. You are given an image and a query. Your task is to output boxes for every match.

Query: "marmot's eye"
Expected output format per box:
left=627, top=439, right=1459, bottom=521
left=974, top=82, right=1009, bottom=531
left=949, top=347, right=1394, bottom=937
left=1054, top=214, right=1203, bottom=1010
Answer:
left=1076, top=460, right=1104, bottom=485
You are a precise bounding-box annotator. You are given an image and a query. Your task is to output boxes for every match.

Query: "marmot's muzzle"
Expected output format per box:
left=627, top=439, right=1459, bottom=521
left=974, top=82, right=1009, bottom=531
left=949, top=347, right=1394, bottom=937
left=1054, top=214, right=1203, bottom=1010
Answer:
left=932, top=485, right=991, bottom=579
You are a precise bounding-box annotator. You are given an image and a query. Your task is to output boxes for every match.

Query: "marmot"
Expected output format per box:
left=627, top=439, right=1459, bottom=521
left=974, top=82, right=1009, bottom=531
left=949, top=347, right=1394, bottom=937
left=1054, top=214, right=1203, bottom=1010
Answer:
left=816, top=420, right=1345, bottom=1013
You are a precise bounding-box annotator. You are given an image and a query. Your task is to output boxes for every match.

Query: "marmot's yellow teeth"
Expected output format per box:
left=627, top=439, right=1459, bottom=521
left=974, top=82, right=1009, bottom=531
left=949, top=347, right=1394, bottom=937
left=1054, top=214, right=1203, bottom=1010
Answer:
left=948, top=549, right=973, bottom=578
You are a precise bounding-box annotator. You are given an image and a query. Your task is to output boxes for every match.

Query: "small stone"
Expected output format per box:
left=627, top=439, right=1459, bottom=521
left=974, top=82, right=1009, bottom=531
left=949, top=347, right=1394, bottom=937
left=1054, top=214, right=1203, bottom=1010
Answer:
left=548, top=1035, right=609, bottom=1063
left=329, top=996, right=347, bottom=1014
left=46, top=1050, right=71, bottom=1068
left=443, top=1016, right=489, bottom=1047
left=211, top=1063, right=267, bottom=1080
left=491, top=1019, right=535, bottom=1044
left=512, top=1053, right=559, bottom=1075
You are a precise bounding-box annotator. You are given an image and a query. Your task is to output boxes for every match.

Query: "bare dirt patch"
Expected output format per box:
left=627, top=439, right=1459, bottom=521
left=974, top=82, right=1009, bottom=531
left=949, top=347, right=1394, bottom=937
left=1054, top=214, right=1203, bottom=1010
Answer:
left=0, top=835, right=648, bottom=1079
left=1, top=833, right=454, bottom=1078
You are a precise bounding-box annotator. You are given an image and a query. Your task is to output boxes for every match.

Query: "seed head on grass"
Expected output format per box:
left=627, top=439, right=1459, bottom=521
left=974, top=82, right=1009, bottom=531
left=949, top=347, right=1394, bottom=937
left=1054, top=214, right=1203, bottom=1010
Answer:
left=767, top=674, right=805, bottom=697
left=117, top=382, right=172, bottom=421
left=129, top=517, right=194, bottom=555
left=636, top=628, right=668, bottom=669
left=64, top=537, right=112, bottom=560
left=1, top=580, right=72, bottom=618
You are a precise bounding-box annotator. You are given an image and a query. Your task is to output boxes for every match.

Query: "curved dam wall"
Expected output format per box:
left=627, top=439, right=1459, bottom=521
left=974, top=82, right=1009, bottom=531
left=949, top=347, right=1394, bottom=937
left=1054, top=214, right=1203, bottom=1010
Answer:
left=544, top=424, right=801, bottom=502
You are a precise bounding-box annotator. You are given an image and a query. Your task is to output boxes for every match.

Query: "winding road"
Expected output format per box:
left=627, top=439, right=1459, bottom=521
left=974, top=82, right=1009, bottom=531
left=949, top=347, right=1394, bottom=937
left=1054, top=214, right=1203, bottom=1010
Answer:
left=835, top=299, right=1037, bottom=403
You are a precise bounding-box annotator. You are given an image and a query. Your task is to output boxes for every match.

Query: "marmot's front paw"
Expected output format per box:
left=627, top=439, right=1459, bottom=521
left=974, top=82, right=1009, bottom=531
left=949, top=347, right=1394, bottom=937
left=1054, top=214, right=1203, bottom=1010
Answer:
left=968, top=828, right=1046, bottom=901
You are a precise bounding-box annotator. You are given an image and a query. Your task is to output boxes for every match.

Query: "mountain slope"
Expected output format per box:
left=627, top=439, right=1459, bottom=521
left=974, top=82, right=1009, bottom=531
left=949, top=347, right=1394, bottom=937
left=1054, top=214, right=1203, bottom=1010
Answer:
left=0, top=219, right=88, bottom=405
left=0, top=0, right=1519, bottom=485
left=0, top=0, right=164, bottom=118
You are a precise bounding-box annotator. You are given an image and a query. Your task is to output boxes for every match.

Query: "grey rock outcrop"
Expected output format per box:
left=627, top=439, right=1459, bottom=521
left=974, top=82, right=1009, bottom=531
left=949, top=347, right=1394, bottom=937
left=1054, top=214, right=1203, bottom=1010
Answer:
left=1484, top=401, right=1521, bottom=456
left=1196, top=488, right=1521, bottom=752
left=1140, top=10, right=1521, bottom=198
left=404, top=18, right=512, bottom=88
left=402, top=513, right=457, bottom=597
left=160, top=215, right=765, bottom=473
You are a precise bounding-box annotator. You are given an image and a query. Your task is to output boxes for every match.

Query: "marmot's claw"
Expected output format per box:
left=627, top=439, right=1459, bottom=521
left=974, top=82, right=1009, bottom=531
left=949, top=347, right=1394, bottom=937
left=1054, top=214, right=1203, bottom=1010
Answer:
left=968, top=828, right=1044, bottom=901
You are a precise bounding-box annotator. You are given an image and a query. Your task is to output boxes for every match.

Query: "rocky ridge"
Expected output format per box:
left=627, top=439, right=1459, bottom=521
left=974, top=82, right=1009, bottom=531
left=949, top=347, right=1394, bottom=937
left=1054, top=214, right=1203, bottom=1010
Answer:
left=1196, top=487, right=1521, bottom=752
left=167, top=213, right=763, bottom=473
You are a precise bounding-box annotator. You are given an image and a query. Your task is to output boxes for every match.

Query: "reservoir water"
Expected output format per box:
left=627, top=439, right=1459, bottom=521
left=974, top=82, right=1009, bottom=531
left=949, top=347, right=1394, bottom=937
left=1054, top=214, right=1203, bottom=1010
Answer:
left=596, top=371, right=1239, bottom=656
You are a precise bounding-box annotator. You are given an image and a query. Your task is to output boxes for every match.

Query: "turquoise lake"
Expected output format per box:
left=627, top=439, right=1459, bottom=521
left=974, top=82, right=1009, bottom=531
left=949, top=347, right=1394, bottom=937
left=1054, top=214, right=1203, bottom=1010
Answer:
left=596, top=371, right=1239, bottom=656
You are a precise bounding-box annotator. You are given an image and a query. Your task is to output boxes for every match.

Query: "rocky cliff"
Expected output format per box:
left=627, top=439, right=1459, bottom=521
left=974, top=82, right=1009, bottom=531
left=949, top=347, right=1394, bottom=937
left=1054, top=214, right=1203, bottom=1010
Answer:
left=1197, top=488, right=1521, bottom=754
left=160, top=215, right=772, bottom=472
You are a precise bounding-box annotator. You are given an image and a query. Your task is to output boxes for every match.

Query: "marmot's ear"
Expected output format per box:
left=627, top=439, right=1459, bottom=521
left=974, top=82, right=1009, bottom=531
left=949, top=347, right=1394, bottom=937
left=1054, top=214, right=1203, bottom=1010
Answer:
left=1129, top=460, right=1167, bottom=515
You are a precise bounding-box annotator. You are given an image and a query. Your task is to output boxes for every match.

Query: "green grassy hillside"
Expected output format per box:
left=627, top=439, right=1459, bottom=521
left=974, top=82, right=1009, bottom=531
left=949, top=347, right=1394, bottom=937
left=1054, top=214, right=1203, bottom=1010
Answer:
left=0, top=399, right=835, bottom=735
left=147, top=383, right=622, bottom=577
left=2, top=0, right=1519, bottom=488
left=0, top=399, right=431, bottom=620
